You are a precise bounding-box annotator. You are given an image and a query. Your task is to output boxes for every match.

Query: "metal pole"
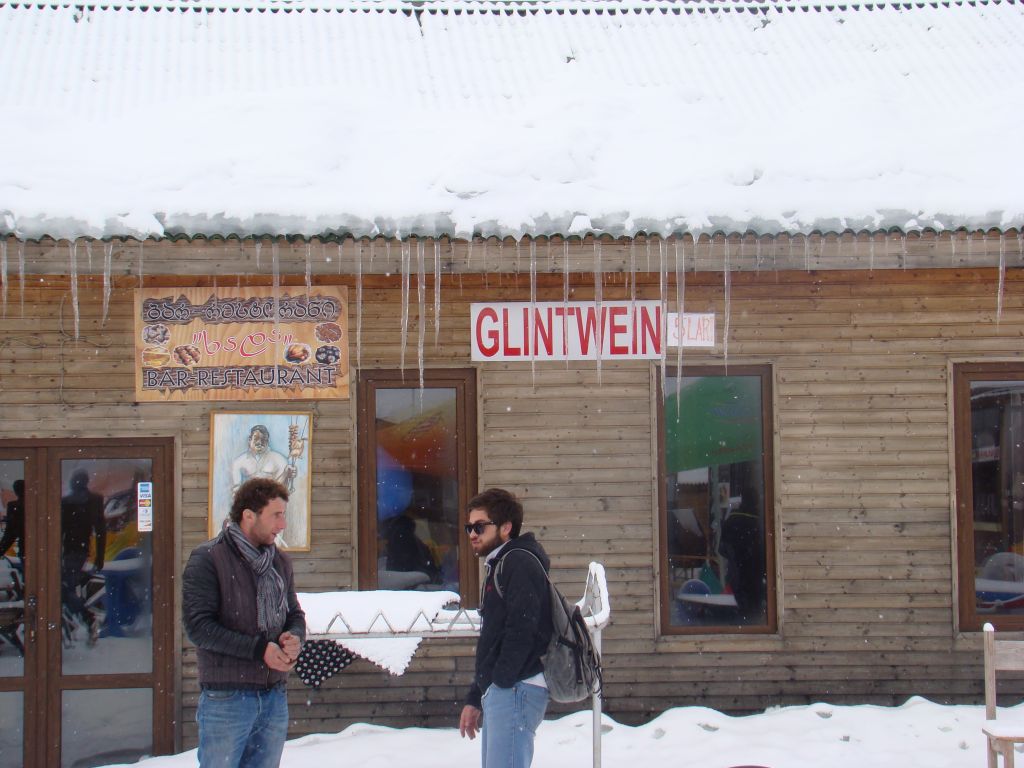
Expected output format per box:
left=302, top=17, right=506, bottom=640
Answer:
left=592, top=626, right=602, bottom=768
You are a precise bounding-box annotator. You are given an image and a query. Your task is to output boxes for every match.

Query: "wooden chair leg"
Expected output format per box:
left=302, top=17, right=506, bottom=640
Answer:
left=1002, top=740, right=1015, bottom=768
left=989, top=738, right=998, bottom=768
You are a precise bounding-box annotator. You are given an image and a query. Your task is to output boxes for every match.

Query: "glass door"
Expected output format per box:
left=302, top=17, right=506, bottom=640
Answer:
left=0, top=439, right=174, bottom=768
left=0, top=448, right=37, bottom=768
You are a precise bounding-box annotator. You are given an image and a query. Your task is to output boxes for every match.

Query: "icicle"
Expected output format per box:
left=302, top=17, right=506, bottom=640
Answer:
left=467, top=237, right=474, bottom=269
left=272, top=241, right=281, bottom=364
left=337, top=239, right=344, bottom=275
left=69, top=240, right=80, bottom=340
left=562, top=239, right=570, bottom=368
left=658, top=237, right=667, bottom=402
left=86, top=240, right=93, bottom=272
left=374, top=239, right=380, bottom=270
left=674, top=238, right=685, bottom=417
left=18, top=241, right=25, bottom=318
left=0, top=240, right=7, bottom=318
left=529, top=238, right=537, bottom=385
left=836, top=233, right=842, bottom=263
left=997, top=233, right=1006, bottom=325
left=481, top=239, right=488, bottom=284
left=305, top=243, right=312, bottom=294
left=755, top=236, right=762, bottom=273
left=272, top=239, right=280, bottom=335
left=900, top=234, right=907, bottom=269
left=400, top=240, right=410, bottom=375
left=101, top=242, right=113, bottom=326
left=645, top=235, right=651, bottom=272
left=138, top=239, right=144, bottom=286
left=723, top=237, right=731, bottom=371
left=355, top=241, right=363, bottom=371
left=803, top=235, right=810, bottom=271
left=417, top=240, right=426, bottom=389
left=950, top=233, right=956, bottom=266
left=869, top=234, right=876, bottom=271
left=967, top=231, right=974, bottom=263
left=434, top=240, right=441, bottom=347
left=594, top=239, right=603, bottom=384
left=255, top=239, right=262, bottom=270
left=629, top=239, right=637, bottom=303
left=515, top=239, right=521, bottom=276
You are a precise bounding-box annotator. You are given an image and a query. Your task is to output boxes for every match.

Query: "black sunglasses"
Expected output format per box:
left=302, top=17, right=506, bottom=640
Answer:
left=464, top=521, right=497, bottom=536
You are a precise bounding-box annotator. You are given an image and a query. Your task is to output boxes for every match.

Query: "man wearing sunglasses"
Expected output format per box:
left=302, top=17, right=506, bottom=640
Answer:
left=458, top=488, right=553, bottom=768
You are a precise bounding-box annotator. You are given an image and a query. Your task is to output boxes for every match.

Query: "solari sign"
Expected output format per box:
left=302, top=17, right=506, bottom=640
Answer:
left=470, top=301, right=714, bottom=362
left=134, top=286, right=349, bottom=401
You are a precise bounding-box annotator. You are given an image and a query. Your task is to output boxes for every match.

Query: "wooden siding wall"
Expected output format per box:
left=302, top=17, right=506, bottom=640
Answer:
left=1, top=234, right=1022, bottom=744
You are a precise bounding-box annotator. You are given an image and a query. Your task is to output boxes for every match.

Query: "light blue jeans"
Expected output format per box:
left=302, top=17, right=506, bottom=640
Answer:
left=196, top=685, right=288, bottom=768
left=481, top=681, right=549, bottom=768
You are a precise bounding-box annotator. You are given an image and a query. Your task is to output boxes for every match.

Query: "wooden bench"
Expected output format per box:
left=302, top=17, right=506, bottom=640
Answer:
left=983, top=623, right=1024, bottom=768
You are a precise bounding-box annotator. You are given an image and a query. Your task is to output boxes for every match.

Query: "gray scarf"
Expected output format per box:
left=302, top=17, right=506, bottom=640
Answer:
left=226, top=522, right=287, bottom=638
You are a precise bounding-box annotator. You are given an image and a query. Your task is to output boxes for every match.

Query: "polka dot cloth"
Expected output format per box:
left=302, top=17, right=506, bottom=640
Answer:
left=296, top=640, right=357, bottom=689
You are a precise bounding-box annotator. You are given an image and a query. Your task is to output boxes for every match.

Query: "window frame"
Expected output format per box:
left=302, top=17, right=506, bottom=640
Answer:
left=656, top=363, right=777, bottom=636
left=356, top=368, right=479, bottom=604
left=953, top=361, right=1024, bottom=632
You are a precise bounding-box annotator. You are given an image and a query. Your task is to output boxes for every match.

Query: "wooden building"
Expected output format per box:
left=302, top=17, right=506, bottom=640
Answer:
left=0, top=1, right=1023, bottom=766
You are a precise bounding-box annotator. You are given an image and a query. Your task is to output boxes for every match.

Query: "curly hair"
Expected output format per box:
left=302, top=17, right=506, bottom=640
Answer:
left=229, top=477, right=289, bottom=523
left=467, top=488, right=524, bottom=538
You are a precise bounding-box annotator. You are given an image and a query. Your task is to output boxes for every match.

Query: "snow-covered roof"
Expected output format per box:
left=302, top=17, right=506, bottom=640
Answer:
left=1, top=0, right=1022, bottom=241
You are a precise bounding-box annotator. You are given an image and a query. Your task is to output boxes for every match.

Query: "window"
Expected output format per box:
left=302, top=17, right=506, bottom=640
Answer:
left=658, top=365, right=776, bottom=634
left=356, top=369, right=479, bottom=604
left=954, top=363, right=1024, bottom=631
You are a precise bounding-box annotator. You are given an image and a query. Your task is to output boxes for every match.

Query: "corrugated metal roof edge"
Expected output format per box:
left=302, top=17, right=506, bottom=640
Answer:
left=0, top=0, right=1019, bottom=13
left=3, top=227, right=1021, bottom=245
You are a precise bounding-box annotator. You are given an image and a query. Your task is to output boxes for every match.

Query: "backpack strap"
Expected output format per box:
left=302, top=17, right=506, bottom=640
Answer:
left=492, top=548, right=548, bottom=600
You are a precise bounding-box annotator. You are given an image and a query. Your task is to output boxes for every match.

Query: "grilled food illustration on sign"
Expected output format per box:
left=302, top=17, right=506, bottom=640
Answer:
left=172, top=344, right=202, bottom=366
left=141, top=347, right=170, bottom=367
left=314, top=322, right=343, bottom=343
left=315, top=345, right=341, bottom=365
left=142, top=323, right=170, bottom=346
left=284, top=343, right=311, bottom=364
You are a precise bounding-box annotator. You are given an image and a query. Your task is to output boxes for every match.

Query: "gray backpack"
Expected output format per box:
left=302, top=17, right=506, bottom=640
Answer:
left=494, top=550, right=603, bottom=704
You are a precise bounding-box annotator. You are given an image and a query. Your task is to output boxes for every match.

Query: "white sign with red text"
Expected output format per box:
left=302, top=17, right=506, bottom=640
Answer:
left=471, top=302, right=716, bottom=361
left=666, top=312, right=715, bottom=348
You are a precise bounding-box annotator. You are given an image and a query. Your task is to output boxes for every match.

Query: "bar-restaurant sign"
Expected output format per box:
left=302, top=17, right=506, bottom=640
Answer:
left=134, top=286, right=349, bottom=401
left=471, top=301, right=714, bottom=361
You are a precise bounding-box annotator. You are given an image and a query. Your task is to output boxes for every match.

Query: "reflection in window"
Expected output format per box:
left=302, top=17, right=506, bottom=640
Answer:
left=359, top=370, right=478, bottom=602
left=660, top=367, right=775, bottom=633
left=956, top=365, right=1024, bottom=630
left=60, top=459, right=154, bottom=675
left=0, top=461, right=25, bottom=676
left=375, top=388, right=459, bottom=592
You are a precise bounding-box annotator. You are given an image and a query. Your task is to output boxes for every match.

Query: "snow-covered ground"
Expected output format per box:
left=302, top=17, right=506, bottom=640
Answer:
left=101, top=696, right=1020, bottom=768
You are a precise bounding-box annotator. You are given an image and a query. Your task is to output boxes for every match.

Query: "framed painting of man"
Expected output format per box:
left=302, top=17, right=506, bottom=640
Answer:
left=208, top=411, right=313, bottom=551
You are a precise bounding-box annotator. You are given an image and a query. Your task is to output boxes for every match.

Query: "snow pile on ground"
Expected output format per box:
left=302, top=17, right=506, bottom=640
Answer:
left=102, top=696, right=1024, bottom=768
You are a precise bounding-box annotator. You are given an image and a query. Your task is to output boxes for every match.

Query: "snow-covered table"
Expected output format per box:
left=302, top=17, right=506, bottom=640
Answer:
left=300, top=562, right=611, bottom=768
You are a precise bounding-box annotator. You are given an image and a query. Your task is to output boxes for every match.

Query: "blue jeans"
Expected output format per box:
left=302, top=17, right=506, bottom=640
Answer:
left=481, top=681, right=548, bottom=768
left=196, top=685, right=289, bottom=768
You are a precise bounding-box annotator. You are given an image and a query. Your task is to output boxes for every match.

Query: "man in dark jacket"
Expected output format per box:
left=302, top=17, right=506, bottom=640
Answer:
left=458, top=488, right=553, bottom=768
left=183, top=477, right=306, bottom=768
left=61, top=470, right=106, bottom=644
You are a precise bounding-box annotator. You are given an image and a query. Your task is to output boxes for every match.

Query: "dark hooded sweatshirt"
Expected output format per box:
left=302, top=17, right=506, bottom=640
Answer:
left=465, top=532, right=553, bottom=709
